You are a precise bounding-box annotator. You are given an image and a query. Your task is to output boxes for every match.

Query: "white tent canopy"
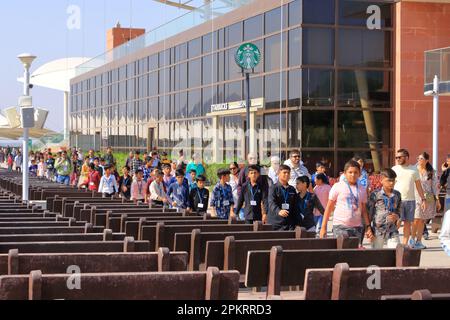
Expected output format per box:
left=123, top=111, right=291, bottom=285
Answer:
left=18, top=57, right=91, bottom=92
left=0, top=114, right=55, bottom=140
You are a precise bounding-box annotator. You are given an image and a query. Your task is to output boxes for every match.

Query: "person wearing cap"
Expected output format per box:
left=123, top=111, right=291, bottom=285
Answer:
left=189, top=175, right=210, bottom=215
left=55, top=151, right=73, bottom=186
left=98, top=165, right=119, bottom=198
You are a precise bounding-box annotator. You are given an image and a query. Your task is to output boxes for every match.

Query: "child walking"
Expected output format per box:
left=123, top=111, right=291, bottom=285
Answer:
left=368, top=168, right=402, bottom=249
left=320, top=160, right=374, bottom=246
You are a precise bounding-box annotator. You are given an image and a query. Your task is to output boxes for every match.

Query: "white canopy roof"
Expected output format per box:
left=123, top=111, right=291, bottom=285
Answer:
left=0, top=114, right=55, bottom=140
left=17, top=57, right=91, bottom=92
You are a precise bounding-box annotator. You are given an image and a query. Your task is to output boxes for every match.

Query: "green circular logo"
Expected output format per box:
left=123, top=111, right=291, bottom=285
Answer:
left=235, top=43, right=261, bottom=70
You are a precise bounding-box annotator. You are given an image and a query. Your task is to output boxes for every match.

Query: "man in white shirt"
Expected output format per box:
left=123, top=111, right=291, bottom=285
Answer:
left=392, top=149, right=426, bottom=247
left=284, top=150, right=311, bottom=188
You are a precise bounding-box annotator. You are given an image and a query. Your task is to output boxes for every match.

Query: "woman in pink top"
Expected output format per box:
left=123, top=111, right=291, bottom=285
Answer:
left=313, top=173, right=332, bottom=234
left=320, top=160, right=374, bottom=245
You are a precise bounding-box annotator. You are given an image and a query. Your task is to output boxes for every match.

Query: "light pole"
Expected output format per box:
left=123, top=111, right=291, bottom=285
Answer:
left=18, top=53, right=36, bottom=203
left=424, top=75, right=439, bottom=171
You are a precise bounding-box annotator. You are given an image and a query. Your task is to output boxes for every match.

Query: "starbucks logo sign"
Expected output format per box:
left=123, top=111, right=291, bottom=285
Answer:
left=235, top=43, right=261, bottom=70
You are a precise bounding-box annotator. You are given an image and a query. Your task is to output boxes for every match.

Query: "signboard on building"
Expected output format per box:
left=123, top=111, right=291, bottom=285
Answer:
left=210, top=98, right=264, bottom=114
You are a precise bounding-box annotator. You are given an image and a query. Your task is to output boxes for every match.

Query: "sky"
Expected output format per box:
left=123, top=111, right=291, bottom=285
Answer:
left=0, top=0, right=203, bottom=133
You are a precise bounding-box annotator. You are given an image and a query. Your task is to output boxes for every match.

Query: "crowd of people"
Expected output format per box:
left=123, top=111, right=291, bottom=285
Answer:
left=1, top=145, right=449, bottom=250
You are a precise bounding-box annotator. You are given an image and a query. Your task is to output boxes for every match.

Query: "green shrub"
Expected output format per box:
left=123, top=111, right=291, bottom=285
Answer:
left=204, top=163, right=230, bottom=186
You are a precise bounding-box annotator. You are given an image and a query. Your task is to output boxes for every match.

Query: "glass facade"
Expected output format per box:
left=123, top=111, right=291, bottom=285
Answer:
left=70, top=0, right=394, bottom=176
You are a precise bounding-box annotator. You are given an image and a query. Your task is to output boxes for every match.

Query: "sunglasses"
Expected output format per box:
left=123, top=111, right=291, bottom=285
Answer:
left=395, top=156, right=405, bottom=160
left=292, top=155, right=300, bottom=158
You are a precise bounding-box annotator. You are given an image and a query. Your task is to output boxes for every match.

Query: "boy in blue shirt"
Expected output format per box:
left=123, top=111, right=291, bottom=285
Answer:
left=188, top=169, right=198, bottom=191
left=311, top=162, right=329, bottom=187
left=210, top=169, right=235, bottom=220
left=167, top=169, right=191, bottom=212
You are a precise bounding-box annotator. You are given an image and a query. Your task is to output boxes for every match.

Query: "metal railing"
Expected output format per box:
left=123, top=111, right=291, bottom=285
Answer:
left=75, top=0, right=255, bottom=77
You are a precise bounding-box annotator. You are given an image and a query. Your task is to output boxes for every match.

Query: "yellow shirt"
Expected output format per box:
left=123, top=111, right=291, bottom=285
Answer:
left=392, top=165, right=420, bottom=201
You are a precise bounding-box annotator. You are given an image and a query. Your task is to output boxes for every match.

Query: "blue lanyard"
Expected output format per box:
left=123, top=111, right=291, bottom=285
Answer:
left=282, top=187, right=290, bottom=204
left=383, top=194, right=395, bottom=212
left=104, top=176, right=113, bottom=188
left=197, top=188, right=204, bottom=203
left=344, top=179, right=359, bottom=209
left=249, top=184, right=259, bottom=201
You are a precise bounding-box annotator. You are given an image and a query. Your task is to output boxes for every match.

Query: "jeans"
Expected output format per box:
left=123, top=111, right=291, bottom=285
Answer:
left=57, top=175, right=70, bottom=186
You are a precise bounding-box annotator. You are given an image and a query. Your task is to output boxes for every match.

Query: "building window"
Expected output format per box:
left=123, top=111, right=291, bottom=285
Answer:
left=264, top=33, right=288, bottom=72
left=263, top=113, right=287, bottom=153
left=175, top=43, right=188, bottom=62
left=203, top=32, right=217, bottom=54
left=302, top=151, right=335, bottom=177
left=149, top=54, right=159, bottom=71
left=289, top=0, right=301, bottom=27
left=202, top=87, right=214, bottom=116
left=338, top=111, right=391, bottom=148
left=303, top=28, right=334, bottom=65
left=337, top=70, right=391, bottom=108
left=288, top=69, right=301, bottom=107
left=188, top=58, right=202, bottom=88
left=244, top=14, right=263, bottom=41
left=225, top=22, right=242, bottom=47
left=149, top=97, right=159, bottom=122
left=265, top=72, right=287, bottom=109
left=302, top=69, right=334, bottom=107
left=303, top=0, right=335, bottom=25
left=302, top=110, right=334, bottom=148
left=288, top=28, right=301, bottom=67
left=188, top=37, right=202, bottom=59
left=226, top=81, right=242, bottom=102
left=148, top=72, right=159, bottom=96
left=288, top=111, right=301, bottom=148
left=265, top=6, right=288, bottom=35
left=249, top=76, right=263, bottom=100
left=225, top=47, right=243, bottom=81
left=338, top=29, right=391, bottom=68
left=175, top=63, right=188, bottom=91
left=188, top=89, right=201, bottom=118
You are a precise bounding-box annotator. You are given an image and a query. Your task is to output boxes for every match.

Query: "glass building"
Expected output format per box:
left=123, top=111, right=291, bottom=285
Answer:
left=70, top=0, right=395, bottom=177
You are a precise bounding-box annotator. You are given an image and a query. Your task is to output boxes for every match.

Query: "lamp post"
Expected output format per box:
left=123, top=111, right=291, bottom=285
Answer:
left=424, top=75, right=439, bottom=171
left=17, top=53, right=36, bottom=203
left=235, top=43, right=261, bottom=155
